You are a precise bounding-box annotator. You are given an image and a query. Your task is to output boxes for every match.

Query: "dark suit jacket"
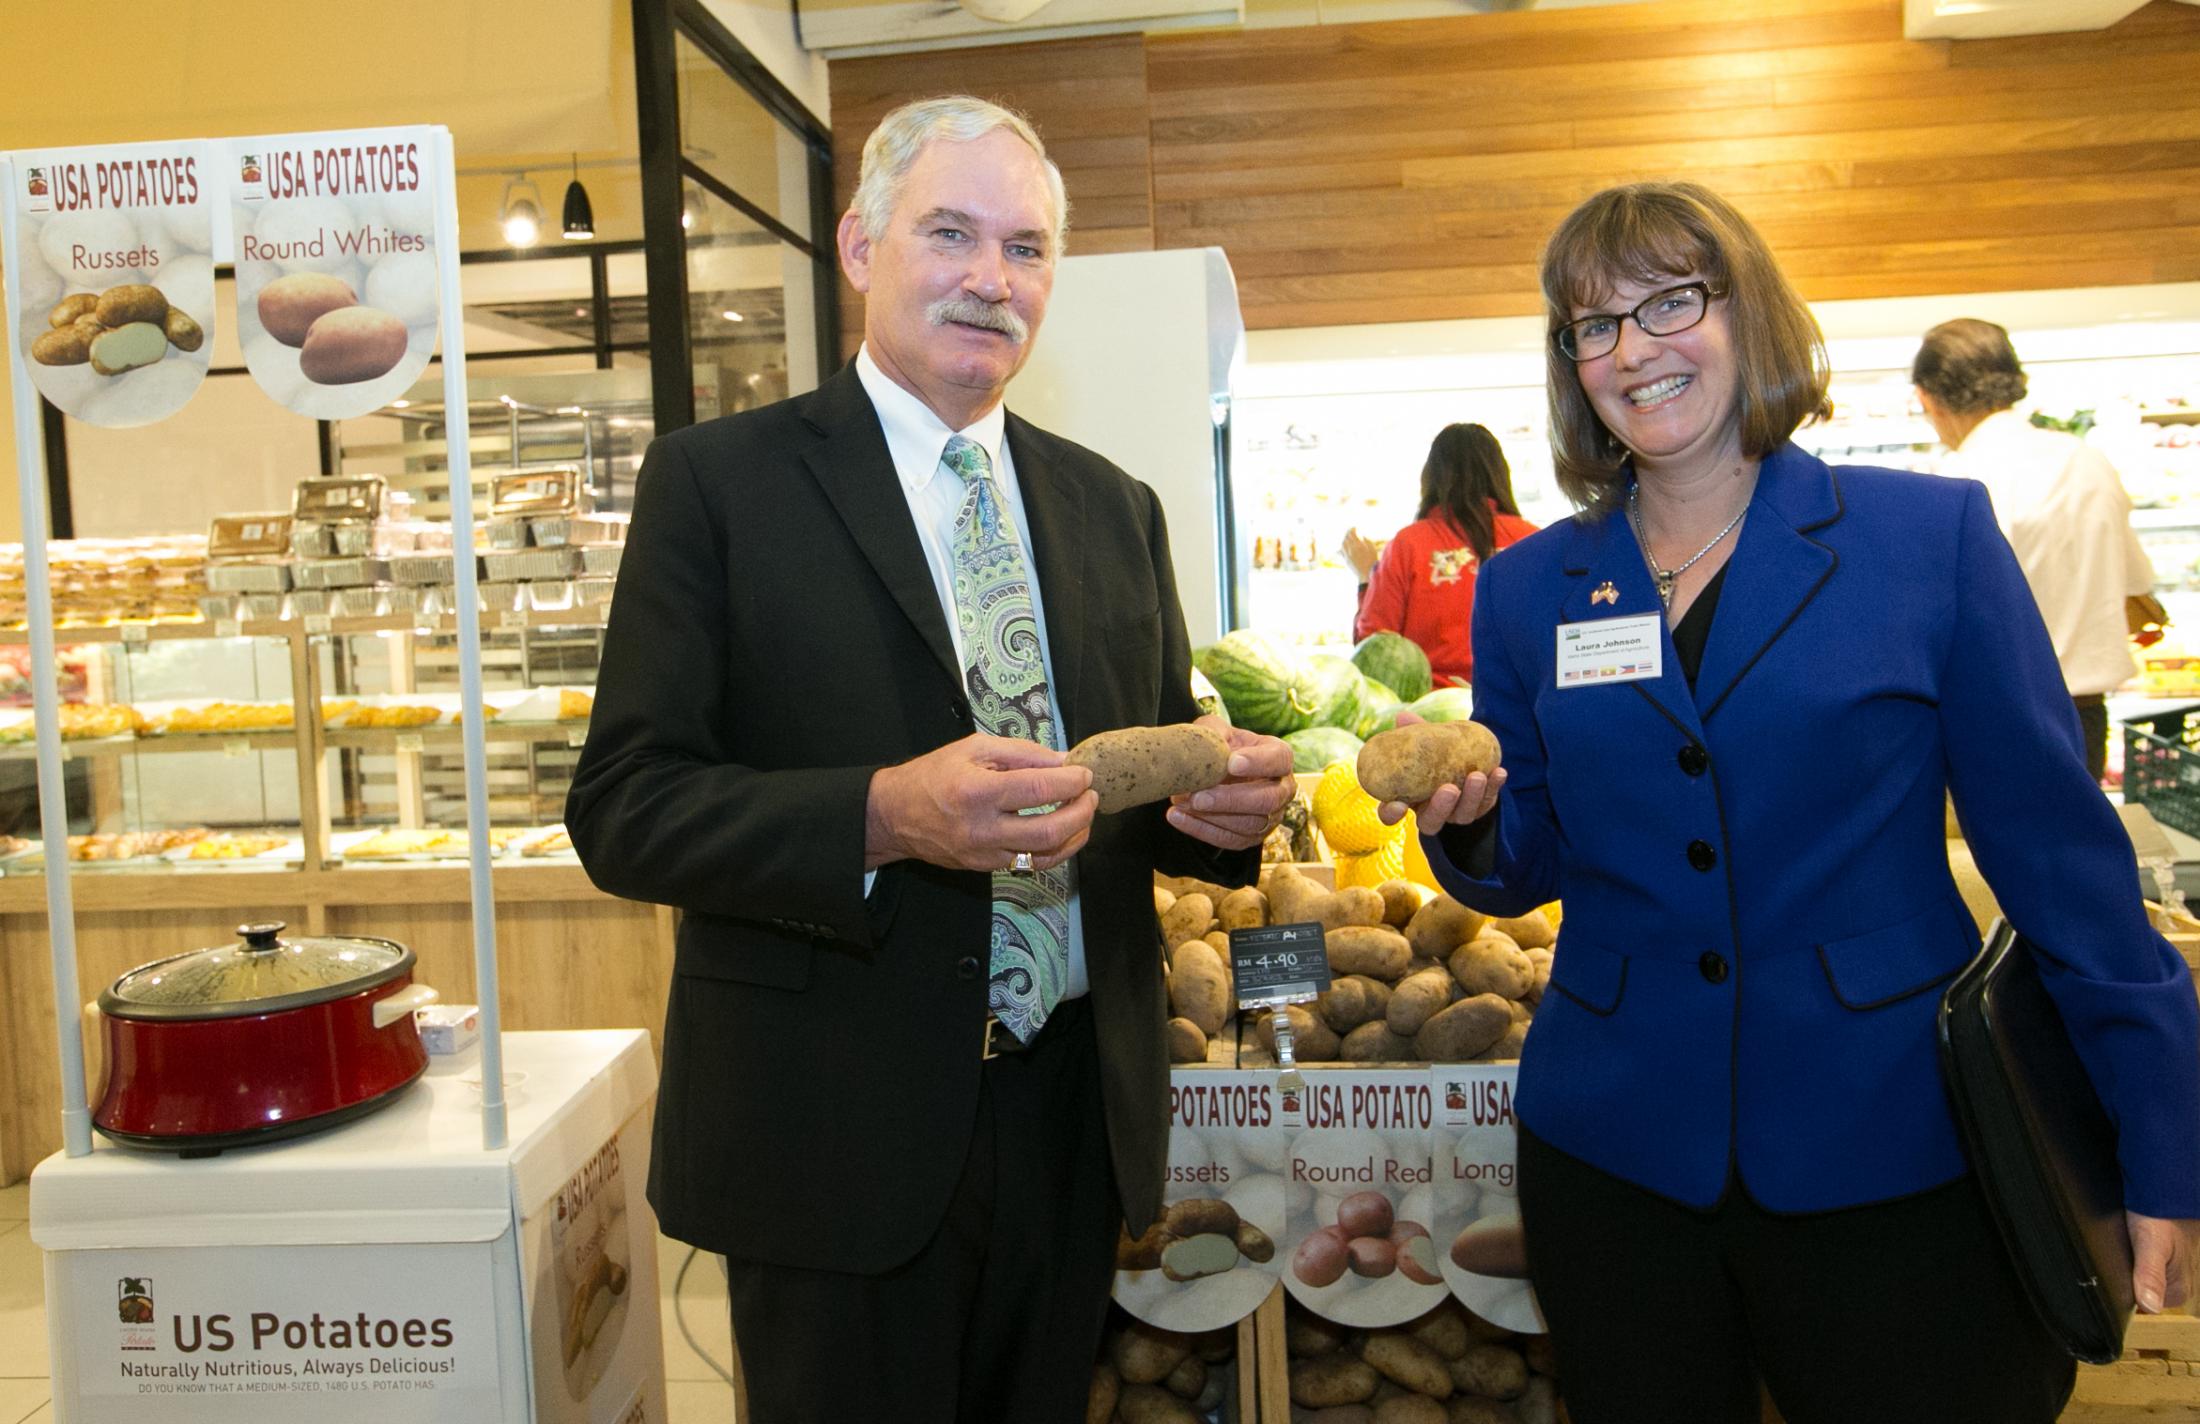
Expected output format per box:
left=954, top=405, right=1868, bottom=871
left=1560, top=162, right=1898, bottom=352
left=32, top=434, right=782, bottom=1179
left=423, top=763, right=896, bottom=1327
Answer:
left=567, top=364, right=1253, bottom=1272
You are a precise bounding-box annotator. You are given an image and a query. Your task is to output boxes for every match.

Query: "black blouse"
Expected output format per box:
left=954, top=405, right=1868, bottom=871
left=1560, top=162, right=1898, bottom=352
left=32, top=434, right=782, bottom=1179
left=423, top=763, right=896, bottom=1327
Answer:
left=1669, top=562, right=1729, bottom=689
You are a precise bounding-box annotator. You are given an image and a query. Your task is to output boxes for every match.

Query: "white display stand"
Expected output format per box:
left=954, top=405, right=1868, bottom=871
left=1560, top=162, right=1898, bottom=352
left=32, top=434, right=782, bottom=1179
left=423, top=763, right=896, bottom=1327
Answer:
left=30, top=1030, right=665, bottom=1424
left=0, top=128, right=674, bottom=1422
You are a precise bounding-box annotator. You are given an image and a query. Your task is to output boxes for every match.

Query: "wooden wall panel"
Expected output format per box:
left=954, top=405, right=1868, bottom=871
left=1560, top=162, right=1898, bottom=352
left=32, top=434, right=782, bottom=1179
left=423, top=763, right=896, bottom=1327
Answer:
left=1147, top=0, right=2200, bottom=327
left=825, top=1, right=2200, bottom=332
left=828, top=34, right=1155, bottom=356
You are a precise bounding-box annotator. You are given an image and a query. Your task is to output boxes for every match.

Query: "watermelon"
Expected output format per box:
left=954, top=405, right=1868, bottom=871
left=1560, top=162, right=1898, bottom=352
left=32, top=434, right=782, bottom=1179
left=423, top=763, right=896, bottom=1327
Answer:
left=1403, top=686, right=1476, bottom=723
left=1285, top=726, right=1364, bottom=773
left=1353, top=676, right=1402, bottom=740
left=1200, top=631, right=1322, bottom=735
left=1351, top=631, right=1434, bottom=704
left=1306, top=654, right=1369, bottom=730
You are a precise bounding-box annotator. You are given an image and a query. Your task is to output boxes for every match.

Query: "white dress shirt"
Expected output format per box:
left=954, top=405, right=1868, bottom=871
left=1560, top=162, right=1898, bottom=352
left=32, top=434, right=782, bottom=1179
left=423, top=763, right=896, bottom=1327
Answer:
left=855, top=345, right=1089, bottom=999
left=1940, top=408, right=2156, bottom=698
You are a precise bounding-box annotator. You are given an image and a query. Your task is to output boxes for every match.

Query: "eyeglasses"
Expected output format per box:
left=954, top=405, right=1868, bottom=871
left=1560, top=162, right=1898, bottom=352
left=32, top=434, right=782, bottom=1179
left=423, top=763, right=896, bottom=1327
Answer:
left=1554, top=281, right=1725, bottom=362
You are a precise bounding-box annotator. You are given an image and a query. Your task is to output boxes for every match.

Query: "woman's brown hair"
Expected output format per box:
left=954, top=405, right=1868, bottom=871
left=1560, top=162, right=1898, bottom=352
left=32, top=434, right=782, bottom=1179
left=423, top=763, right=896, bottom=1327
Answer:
left=1419, top=423, right=1521, bottom=562
left=1540, top=182, right=1832, bottom=511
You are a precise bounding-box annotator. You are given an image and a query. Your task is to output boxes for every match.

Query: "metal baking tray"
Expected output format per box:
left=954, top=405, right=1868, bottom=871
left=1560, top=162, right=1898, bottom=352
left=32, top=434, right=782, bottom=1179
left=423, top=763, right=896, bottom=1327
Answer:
left=198, top=594, right=239, bottom=622
left=574, top=577, right=616, bottom=608
left=484, top=519, right=532, bottom=551
left=287, top=588, right=333, bottom=617
left=477, top=581, right=524, bottom=613
left=289, top=525, right=334, bottom=559
left=386, top=553, right=480, bottom=586
left=482, top=548, right=581, bottom=583
left=205, top=562, right=293, bottom=594
left=578, top=544, right=623, bottom=577
left=525, top=579, right=575, bottom=612
left=240, top=593, right=285, bottom=621
left=291, top=558, right=389, bottom=590
left=529, top=514, right=629, bottom=548
left=332, top=586, right=385, bottom=618
left=332, top=524, right=381, bottom=558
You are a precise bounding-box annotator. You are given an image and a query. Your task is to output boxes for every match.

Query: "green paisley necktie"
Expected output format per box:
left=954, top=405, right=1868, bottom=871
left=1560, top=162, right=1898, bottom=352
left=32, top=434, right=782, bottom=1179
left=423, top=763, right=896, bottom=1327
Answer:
left=942, top=434, right=1072, bottom=1044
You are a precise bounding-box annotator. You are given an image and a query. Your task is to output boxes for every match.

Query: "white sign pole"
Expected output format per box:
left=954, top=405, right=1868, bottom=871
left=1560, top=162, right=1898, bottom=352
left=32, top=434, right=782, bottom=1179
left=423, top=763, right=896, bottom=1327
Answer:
left=428, top=127, right=507, bottom=1150
left=0, top=158, right=94, bottom=1158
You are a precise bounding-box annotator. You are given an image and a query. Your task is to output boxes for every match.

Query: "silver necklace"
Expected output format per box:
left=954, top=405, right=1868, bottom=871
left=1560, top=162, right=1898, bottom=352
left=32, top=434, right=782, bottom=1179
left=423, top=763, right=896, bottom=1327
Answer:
left=1628, top=483, right=1747, bottom=610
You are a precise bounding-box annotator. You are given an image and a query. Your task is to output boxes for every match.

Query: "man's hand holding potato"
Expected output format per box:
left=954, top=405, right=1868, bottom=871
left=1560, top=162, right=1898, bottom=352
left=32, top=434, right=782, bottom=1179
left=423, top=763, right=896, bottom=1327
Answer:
left=1165, top=715, right=1294, bottom=851
left=866, top=732, right=1097, bottom=874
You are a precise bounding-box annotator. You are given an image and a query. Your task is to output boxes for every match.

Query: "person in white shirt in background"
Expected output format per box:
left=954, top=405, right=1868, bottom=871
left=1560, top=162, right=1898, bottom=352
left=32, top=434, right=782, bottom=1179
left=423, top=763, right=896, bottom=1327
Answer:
left=1913, top=317, right=2157, bottom=783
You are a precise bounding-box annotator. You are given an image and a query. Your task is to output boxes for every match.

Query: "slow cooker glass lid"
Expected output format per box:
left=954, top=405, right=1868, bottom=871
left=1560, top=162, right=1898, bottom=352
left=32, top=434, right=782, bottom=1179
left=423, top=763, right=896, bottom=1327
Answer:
left=109, top=922, right=406, bottom=1007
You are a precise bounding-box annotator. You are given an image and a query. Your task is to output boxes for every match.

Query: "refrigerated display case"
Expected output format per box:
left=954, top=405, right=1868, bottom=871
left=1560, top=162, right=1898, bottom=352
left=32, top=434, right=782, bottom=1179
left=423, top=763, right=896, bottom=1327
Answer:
left=1231, top=287, right=2200, bottom=652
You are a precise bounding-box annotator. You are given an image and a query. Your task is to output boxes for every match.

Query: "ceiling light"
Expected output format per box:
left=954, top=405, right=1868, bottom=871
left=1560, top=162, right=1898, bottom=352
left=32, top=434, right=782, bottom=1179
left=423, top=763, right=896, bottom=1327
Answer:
left=721, top=310, right=743, bottom=322
left=500, top=176, right=542, bottom=248
left=390, top=399, right=410, bottom=409
left=561, top=154, right=594, bottom=241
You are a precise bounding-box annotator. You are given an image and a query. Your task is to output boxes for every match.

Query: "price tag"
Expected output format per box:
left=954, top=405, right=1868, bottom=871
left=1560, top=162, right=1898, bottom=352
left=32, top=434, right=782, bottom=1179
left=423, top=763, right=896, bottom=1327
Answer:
left=223, top=737, right=250, bottom=759
left=120, top=624, right=150, bottom=645
left=1228, top=921, right=1333, bottom=1008
left=395, top=732, right=425, bottom=752
left=213, top=619, right=242, bottom=639
left=499, top=609, right=528, bottom=629
left=303, top=614, right=333, bottom=635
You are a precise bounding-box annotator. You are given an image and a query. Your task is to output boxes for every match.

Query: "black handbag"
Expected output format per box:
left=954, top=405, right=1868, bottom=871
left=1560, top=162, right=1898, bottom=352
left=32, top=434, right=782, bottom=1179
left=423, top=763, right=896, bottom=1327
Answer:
left=1938, top=918, right=2134, bottom=1364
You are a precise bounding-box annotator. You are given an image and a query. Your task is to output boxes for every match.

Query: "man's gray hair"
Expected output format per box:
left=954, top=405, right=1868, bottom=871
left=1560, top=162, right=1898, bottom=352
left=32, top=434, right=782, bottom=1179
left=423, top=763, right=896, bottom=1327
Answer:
left=849, top=95, right=1070, bottom=255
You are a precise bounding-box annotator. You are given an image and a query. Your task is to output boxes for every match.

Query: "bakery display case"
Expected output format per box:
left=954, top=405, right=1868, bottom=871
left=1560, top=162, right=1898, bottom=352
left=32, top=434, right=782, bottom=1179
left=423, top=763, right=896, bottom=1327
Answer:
left=0, top=469, right=670, bottom=1182
left=0, top=466, right=624, bottom=875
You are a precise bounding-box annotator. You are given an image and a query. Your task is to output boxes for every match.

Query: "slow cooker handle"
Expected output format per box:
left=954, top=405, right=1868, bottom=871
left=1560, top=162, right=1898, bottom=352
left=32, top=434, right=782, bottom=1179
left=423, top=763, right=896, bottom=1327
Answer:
left=373, top=983, right=440, bottom=1029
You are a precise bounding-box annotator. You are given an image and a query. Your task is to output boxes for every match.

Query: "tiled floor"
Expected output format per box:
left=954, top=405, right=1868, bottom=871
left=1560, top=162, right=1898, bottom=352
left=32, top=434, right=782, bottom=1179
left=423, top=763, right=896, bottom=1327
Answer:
left=0, top=1179, right=737, bottom=1423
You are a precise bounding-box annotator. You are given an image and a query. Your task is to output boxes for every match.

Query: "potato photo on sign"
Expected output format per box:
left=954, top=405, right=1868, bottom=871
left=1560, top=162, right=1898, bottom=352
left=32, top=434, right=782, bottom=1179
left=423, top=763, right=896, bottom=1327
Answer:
left=1113, top=1116, right=1289, bottom=1334
left=14, top=158, right=218, bottom=429
left=229, top=154, right=442, bottom=419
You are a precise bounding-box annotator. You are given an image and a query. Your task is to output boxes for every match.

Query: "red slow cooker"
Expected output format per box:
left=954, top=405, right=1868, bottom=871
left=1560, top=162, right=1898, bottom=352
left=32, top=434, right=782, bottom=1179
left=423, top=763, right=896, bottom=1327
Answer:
left=93, top=921, right=440, bottom=1154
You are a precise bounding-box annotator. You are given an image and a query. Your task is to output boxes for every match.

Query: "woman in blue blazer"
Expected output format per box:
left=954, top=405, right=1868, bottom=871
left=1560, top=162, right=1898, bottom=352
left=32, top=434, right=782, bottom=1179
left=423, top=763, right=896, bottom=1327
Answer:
left=1402, top=182, right=2200, bottom=1423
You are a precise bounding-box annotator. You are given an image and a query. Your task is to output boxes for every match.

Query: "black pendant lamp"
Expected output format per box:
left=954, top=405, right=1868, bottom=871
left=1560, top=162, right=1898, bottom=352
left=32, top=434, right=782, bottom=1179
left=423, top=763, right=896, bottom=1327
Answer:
left=562, top=154, right=595, bottom=240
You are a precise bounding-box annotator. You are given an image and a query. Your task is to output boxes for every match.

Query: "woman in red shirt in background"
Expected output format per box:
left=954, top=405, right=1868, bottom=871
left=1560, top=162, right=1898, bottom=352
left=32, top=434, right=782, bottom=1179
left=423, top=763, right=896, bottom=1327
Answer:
left=1352, top=423, right=1539, bottom=686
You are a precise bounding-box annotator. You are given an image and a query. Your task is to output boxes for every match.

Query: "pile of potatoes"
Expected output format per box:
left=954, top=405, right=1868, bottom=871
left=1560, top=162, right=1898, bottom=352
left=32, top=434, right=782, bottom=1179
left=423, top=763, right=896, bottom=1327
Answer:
left=1286, top=1297, right=1560, bottom=1424
left=1155, top=867, right=1556, bottom=1066
left=1091, top=1313, right=1238, bottom=1424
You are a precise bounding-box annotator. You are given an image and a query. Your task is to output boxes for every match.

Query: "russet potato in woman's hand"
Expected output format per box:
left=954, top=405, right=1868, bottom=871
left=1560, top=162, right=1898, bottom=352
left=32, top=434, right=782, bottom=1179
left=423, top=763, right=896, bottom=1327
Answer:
left=1356, top=720, right=1501, bottom=806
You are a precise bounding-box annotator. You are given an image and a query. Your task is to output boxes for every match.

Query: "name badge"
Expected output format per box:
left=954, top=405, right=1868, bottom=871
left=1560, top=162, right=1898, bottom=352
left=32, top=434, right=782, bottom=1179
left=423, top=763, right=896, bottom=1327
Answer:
left=1556, top=613, right=1663, bottom=688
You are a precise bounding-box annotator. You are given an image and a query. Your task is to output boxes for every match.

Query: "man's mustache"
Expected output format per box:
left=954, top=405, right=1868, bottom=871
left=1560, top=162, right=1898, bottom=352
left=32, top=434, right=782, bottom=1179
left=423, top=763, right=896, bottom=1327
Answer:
left=927, top=295, right=1027, bottom=344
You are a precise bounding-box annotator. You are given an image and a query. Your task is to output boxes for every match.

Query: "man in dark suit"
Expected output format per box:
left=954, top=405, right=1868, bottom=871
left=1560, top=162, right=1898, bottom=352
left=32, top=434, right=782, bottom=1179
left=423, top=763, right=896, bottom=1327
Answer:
left=566, top=95, right=1292, bottom=1423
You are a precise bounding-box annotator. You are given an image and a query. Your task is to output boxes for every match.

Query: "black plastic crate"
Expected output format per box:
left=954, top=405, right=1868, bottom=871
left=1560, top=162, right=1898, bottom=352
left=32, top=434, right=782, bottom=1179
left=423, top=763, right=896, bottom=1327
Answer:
left=2123, top=704, right=2200, bottom=838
